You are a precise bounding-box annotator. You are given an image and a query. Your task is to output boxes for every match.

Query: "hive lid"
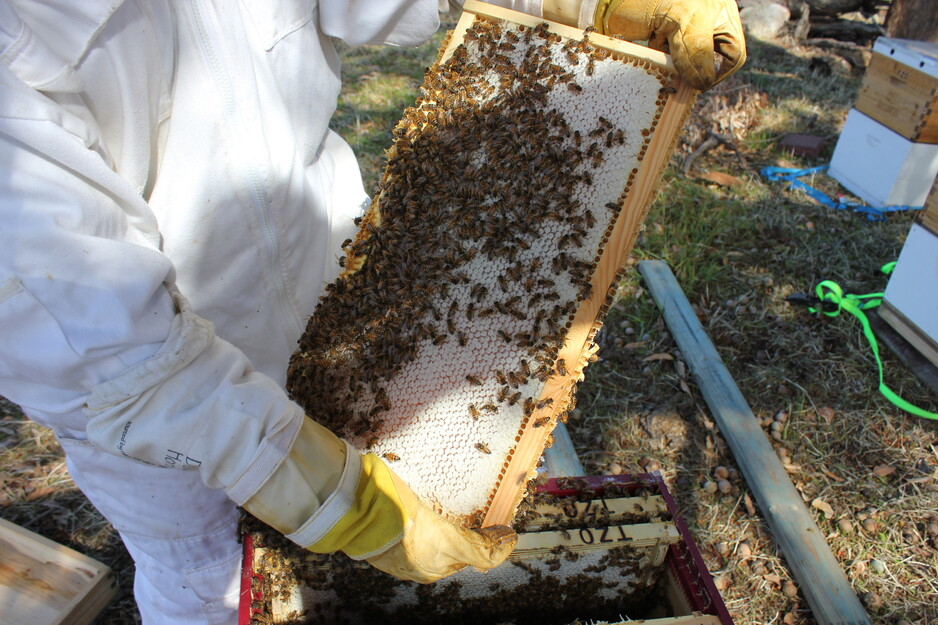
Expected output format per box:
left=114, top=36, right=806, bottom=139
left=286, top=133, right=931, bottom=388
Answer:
left=872, top=36, right=938, bottom=79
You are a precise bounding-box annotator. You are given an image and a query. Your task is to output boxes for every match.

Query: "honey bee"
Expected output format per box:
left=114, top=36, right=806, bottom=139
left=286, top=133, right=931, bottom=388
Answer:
left=468, top=404, right=481, bottom=420
left=508, top=392, right=522, bottom=406
left=466, top=374, right=483, bottom=386
left=382, top=452, right=400, bottom=462
left=457, top=331, right=468, bottom=347
left=533, top=417, right=550, bottom=428
left=481, top=403, right=498, bottom=413
left=475, top=442, right=492, bottom=455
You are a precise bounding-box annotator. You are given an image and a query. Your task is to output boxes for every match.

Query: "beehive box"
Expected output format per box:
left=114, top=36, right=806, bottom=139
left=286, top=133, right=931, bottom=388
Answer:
left=0, top=518, right=116, bottom=625
left=829, top=108, right=938, bottom=208
left=287, top=0, right=694, bottom=529
left=855, top=37, right=938, bottom=144
left=238, top=475, right=734, bottom=625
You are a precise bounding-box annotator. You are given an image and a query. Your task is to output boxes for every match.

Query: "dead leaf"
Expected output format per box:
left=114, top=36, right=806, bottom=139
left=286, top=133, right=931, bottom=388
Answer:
left=872, top=464, right=895, bottom=478
left=763, top=573, right=783, bottom=586
left=698, top=170, right=745, bottom=187
left=822, top=469, right=846, bottom=482
left=812, top=498, right=835, bottom=517
left=676, top=359, right=687, bottom=378
left=783, top=612, right=796, bottom=625
left=744, top=492, right=756, bottom=516
left=624, top=341, right=648, bottom=349
left=679, top=379, right=692, bottom=394
left=818, top=406, right=835, bottom=421
left=643, top=353, right=674, bottom=362
left=25, top=486, right=57, bottom=502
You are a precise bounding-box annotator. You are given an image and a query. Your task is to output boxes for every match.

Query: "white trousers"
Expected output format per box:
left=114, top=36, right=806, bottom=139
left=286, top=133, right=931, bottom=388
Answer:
left=60, top=436, right=242, bottom=625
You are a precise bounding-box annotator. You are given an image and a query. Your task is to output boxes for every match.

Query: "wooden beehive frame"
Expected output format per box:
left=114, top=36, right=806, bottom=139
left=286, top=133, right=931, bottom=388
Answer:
left=454, top=1, right=697, bottom=526
left=289, top=1, right=695, bottom=528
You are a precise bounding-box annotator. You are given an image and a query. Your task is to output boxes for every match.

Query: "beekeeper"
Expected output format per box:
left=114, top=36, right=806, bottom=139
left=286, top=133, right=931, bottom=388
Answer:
left=0, top=0, right=743, bottom=623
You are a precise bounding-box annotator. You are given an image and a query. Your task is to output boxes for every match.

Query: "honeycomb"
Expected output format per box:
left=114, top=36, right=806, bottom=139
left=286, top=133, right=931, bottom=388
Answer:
left=287, top=5, right=691, bottom=526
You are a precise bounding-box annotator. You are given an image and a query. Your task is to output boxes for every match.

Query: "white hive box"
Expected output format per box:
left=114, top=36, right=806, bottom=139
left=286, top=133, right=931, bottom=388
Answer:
left=829, top=108, right=938, bottom=208
left=880, top=221, right=938, bottom=368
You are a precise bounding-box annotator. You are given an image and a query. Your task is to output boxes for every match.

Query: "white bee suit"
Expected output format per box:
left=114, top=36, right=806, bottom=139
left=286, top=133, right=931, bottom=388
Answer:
left=0, top=0, right=557, bottom=623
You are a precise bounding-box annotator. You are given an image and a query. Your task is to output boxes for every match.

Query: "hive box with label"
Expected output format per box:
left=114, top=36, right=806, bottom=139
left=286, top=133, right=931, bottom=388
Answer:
left=855, top=37, right=938, bottom=144
left=830, top=37, right=938, bottom=209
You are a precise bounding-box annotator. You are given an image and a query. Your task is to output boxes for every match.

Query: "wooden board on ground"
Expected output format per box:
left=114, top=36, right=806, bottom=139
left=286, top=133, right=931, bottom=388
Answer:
left=638, top=260, right=872, bottom=625
left=0, top=518, right=116, bottom=625
left=287, top=0, right=695, bottom=529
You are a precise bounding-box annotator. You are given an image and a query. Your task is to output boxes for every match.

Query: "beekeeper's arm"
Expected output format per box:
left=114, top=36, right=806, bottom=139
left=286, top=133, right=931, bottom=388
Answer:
left=0, top=101, right=514, bottom=587
left=475, top=0, right=745, bottom=90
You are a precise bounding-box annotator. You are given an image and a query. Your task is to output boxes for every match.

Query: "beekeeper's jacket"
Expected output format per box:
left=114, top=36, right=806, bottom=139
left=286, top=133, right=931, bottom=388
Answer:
left=0, top=0, right=446, bottom=508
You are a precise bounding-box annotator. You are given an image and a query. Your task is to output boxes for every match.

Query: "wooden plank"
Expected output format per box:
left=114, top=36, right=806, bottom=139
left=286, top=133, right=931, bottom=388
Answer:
left=637, top=260, right=871, bottom=625
left=514, top=520, right=680, bottom=556
left=524, top=495, right=668, bottom=530
left=0, top=518, right=116, bottom=625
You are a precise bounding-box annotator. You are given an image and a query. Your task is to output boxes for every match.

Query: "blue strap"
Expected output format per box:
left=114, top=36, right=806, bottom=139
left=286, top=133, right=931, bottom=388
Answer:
left=760, top=165, right=924, bottom=221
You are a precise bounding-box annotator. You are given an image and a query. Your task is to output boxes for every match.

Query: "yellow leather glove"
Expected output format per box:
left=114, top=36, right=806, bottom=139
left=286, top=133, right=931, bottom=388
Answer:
left=243, top=418, right=517, bottom=583
left=594, top=0, right=746, bottom=90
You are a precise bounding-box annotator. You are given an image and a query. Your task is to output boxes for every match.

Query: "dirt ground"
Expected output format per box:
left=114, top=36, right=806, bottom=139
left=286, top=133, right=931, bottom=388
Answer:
left=2, top=16, right=937, bottom=625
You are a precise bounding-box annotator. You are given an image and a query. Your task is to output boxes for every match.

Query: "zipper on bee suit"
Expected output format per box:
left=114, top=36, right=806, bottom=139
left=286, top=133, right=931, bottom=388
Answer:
left=188, top=0, right=303, bottom=339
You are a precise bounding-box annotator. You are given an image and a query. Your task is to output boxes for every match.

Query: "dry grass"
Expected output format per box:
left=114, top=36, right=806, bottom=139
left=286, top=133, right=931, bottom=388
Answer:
left=2, top=23, right=937, bottom=625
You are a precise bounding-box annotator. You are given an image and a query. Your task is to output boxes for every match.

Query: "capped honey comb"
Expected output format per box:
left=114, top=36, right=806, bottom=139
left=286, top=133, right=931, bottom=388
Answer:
left=287, top=1, right=694, bottom=527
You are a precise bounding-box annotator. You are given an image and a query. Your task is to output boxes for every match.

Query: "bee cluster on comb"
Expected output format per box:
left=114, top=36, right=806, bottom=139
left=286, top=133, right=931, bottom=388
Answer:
left=287, top=5, right=691, bottom=527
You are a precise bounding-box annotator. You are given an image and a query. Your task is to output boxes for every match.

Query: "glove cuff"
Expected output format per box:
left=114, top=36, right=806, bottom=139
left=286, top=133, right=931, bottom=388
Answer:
left=286, top=440, right=362, bottom=547
left=303, top=453, right=410, bottom=560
